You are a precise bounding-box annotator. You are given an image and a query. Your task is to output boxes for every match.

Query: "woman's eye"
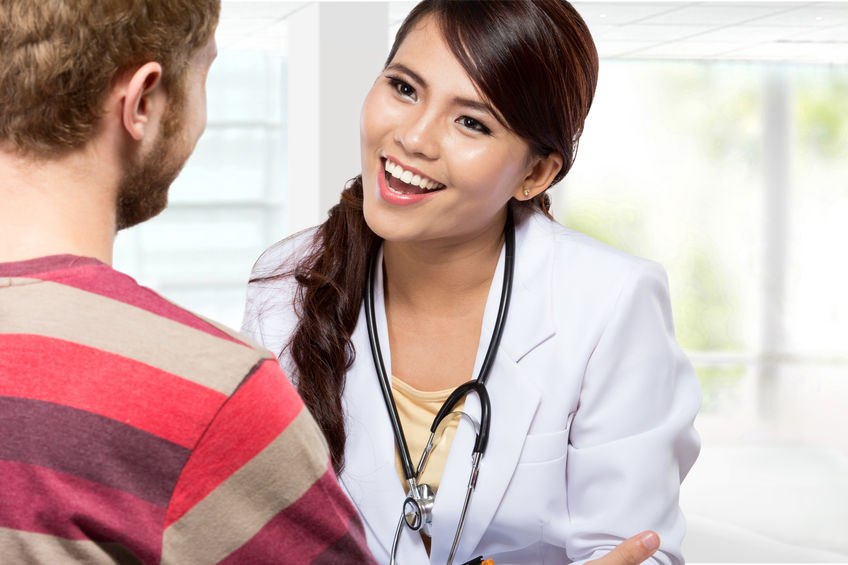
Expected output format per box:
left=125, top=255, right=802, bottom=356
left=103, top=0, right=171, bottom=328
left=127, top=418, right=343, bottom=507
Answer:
left=458, top=116, right=491, bottom=135
left=388, top=77, right=416, bottom=100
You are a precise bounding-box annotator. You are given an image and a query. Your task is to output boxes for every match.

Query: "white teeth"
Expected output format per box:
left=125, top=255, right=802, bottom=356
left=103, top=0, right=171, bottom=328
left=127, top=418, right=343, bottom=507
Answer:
left=384, top=159, right=444, bottom=190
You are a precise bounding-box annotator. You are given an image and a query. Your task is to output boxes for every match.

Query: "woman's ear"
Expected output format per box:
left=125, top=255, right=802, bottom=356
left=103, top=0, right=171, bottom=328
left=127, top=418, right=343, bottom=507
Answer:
left=120, top=62, right=165, bottom=141
left=515, top=151, right=564, bottom=200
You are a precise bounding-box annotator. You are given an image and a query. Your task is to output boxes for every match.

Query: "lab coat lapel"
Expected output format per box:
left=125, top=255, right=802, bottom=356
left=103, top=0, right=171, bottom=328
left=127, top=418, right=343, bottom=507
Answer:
left=429, top=209, right=556, bottom=563
left=339, top=247, right=429, bottom=564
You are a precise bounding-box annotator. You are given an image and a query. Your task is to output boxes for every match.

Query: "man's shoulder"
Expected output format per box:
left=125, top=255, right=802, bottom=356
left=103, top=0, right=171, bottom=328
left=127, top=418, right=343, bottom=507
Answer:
left=101, top=266, right=277, bottom=397
left=2, top=255, right=273, bottom=397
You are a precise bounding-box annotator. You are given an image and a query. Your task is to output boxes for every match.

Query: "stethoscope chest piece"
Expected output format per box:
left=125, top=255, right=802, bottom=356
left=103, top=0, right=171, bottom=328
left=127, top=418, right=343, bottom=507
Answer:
left=403, top=483, right=435, bottom=532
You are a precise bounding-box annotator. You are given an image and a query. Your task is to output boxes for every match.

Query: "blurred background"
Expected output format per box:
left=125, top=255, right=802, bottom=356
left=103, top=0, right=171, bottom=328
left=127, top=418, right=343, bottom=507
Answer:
left=113, top=1, right=848, bottom=561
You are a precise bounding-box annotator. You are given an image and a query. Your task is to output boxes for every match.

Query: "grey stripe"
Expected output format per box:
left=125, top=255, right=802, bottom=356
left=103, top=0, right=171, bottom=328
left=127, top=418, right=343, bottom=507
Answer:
left=155, top=291, right=272, bottom=356
left=0, top=280, right=269, bottom=395
left=0, top=527, right=143, bottom=565
left=161, top=408, right=329, bottom=564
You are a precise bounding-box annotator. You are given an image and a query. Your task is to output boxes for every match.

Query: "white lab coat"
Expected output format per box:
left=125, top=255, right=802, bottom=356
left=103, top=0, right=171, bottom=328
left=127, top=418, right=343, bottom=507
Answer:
left=242, top=205, right=701, bottom=565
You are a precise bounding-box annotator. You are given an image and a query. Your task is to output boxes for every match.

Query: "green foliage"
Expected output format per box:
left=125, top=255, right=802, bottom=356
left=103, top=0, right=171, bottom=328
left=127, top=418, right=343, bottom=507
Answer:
left=562, top=199, right=644, bottom=255
left=696, top=365, right=746, bottom=414
left=673, top=247, right=741, bottom=352
left=796, top=74, right=848, bottom=159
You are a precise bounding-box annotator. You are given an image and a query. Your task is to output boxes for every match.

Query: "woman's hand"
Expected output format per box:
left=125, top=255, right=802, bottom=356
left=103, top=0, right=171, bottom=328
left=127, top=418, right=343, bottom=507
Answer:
left=586, top=531, right=661, bottom=565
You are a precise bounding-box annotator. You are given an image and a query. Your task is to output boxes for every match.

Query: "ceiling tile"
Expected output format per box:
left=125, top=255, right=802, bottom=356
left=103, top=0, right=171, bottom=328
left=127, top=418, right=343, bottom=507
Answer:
left=639, top=3, right=796, bottom=26
left=596, top=41, right=659, bottom=57
left=748, top=4, right=848, bottom=27
left=689, top=25, right=815, bottom=43
left=632, top=40, right=746, bottom=58
left=599, top=23, right=716, bottom=41
left=572, top=2, right=682, bottom=26
left=789, top=24, right=848, bottom=42
left=729, top=40, right=848, bottom=62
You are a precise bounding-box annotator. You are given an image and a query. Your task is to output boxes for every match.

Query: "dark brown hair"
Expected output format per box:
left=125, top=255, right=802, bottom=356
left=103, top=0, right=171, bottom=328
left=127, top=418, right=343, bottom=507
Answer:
left=271, top=0, right=598, bottom=474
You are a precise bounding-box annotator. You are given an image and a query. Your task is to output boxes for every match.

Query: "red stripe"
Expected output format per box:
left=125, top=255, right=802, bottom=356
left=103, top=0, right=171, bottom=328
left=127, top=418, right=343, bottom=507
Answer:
left=0, top=334, right=226, bottom=448
left=165, top=361, right=303, bottom=526
left=219, top=465, right=374, bottom=564
left=0, top=255, right=100, bottom=277
left=30, top=262, right=242, bottom=344
left=0, top=460, right=165, bottom=565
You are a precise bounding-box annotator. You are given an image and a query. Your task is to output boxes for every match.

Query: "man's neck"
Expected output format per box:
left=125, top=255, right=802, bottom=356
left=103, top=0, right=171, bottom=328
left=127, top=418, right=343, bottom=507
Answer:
left=0, top=147, right=119, bottom=265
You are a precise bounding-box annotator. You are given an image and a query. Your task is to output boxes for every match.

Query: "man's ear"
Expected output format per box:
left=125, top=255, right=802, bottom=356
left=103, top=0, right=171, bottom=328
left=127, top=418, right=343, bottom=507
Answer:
left=121, top=62, right=165, bottom=142
left=515, top=151, right=564, bottom=201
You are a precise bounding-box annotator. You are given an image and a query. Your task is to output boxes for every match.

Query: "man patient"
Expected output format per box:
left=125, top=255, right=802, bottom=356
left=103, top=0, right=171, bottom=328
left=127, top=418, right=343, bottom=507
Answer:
left=0, top=2, right=375, bottom=563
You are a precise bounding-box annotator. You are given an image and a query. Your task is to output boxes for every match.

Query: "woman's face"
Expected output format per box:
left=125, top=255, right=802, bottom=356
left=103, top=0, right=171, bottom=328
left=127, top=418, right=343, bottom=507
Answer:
left=359, top=15, right=537, bottom=247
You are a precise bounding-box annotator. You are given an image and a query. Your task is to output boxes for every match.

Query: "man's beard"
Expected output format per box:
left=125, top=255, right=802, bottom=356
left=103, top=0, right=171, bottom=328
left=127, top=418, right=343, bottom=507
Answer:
left=115, top=94, right=190, bottom=231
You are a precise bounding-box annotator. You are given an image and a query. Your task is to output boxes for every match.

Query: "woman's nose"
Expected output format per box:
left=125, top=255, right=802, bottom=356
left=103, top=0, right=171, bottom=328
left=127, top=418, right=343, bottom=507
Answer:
left=395, top=109, right=440, bottom=160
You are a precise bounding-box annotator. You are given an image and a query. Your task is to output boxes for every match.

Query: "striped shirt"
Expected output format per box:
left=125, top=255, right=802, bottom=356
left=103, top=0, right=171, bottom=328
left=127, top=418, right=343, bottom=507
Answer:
left=0, top=255, right=376, bottom=564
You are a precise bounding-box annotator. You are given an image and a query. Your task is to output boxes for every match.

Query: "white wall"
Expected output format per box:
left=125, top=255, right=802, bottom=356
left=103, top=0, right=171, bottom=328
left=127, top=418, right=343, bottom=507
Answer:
left=286, top=2, right=389, bottom=234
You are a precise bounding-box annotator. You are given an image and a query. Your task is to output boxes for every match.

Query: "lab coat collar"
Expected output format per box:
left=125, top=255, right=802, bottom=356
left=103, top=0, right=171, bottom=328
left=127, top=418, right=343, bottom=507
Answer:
left=499, top=204, right=558, bottom=363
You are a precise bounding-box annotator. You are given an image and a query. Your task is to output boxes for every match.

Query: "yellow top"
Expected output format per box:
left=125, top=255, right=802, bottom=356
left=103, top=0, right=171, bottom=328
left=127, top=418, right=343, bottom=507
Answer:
left=391, top=377, right=464, bottom=494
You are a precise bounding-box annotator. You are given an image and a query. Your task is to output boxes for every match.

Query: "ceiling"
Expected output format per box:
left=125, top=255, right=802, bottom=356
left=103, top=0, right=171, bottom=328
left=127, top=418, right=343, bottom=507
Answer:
left=218, top=1, right=848, bottom=64
left=571, top=1, right=848, bottom=62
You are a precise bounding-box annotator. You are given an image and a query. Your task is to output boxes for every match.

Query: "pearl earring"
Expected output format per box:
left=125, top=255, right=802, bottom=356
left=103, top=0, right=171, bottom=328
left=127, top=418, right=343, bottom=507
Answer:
left=524, top=189, right=531, bottom=197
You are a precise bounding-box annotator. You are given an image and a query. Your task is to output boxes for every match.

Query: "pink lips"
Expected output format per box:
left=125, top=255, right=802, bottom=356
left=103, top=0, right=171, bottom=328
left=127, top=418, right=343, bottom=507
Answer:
left=377, top=158, right=441, bottom=206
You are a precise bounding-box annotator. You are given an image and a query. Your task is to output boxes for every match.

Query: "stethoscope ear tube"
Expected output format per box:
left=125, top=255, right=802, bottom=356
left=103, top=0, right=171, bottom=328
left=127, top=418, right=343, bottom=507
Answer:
left=365, top=250, right=417, bottom=482
left=431, top=381, right=491, bottom=454
left=475, top=207, right=515, bottom=390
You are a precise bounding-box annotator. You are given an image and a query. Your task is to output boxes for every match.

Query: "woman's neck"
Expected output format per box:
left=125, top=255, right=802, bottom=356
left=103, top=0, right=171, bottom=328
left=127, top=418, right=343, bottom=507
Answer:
left=382, top=217, right=506, bottom=317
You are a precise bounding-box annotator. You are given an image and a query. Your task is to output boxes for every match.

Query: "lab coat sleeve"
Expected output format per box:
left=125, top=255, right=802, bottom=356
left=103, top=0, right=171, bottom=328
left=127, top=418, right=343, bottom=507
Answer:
left=240, top=235, right=309, bottom=377
left=565, top=260, right=701, bottom=565
left=241, top=255, right=281, bottom=348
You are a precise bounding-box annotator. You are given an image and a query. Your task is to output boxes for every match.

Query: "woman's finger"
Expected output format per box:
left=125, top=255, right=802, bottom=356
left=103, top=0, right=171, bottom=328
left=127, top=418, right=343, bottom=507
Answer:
left=588, top=531, right=660, bottom=565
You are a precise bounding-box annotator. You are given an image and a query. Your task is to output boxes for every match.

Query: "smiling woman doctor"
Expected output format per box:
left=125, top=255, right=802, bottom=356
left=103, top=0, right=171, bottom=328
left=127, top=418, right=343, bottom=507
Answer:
left=242, top=1, right=700, bottom=564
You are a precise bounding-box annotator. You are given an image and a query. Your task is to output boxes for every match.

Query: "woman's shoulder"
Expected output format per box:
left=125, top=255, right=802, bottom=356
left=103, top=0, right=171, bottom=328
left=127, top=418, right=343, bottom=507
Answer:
left=518, top=210, right=677, bottom=352
left=519, top=207, right=661, bottom=281
left=242, top=227, right=320, bottom=360
left=249, top=226, right=320, bottom=282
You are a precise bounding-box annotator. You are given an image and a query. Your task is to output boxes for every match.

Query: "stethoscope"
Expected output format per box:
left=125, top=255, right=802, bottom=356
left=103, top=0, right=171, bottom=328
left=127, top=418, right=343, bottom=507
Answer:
left=364, top=208, right=515, bottom=565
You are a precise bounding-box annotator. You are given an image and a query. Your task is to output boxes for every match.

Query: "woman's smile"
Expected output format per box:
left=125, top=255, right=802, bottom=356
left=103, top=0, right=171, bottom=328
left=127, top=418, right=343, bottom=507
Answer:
left=377, top=156, right=446, bottom=206
left=384, top=156, right=445, bottom=193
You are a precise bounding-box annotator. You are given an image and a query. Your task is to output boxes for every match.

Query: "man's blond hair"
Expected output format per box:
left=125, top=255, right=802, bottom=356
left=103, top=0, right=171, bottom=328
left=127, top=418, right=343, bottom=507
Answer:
left=0, top=0, right=220, bottom=157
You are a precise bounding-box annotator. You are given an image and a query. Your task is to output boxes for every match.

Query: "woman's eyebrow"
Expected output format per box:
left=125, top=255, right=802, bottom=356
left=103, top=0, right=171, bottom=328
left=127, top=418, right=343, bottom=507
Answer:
left=386, top=63, right=498, bottom=119
left=453, top=97, right=496, bottom=118
left=385, top=63, right=427, bottom=87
